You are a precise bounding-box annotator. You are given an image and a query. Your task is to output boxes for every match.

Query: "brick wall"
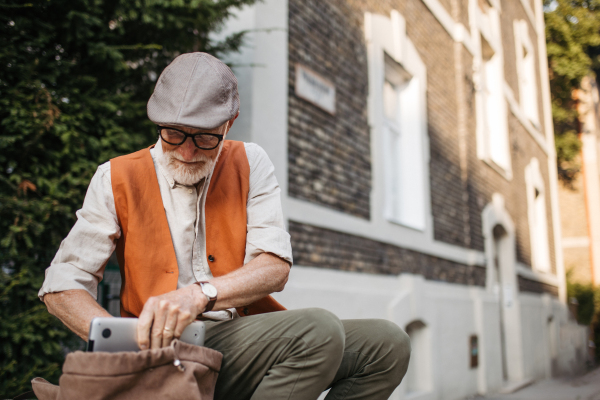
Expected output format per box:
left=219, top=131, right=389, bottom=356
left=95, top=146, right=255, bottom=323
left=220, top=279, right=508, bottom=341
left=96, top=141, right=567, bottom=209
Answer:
left=288, top=0, right=371, bottom=219
left=518, top=276, right=560, bottom=296
left=559, top=172, right=592, bottom=283
left=287, top=0, right=558, bottom=288
left=290, top=221, right=487, bottom=285
left=560, top=175, right=589, bottom=238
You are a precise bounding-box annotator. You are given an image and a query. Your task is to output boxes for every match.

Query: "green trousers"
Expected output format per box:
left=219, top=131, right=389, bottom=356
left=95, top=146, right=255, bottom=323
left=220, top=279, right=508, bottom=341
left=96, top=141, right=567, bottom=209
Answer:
left=204, top=308, right=411, bottom=400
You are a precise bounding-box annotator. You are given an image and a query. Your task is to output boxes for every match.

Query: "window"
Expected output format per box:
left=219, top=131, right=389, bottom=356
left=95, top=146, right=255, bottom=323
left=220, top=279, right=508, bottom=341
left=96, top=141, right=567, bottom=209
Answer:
left=383, top=56, right=426, bottom=230
left=515, top=20, right=539, bottom=126
left=475, top=7, right=511, bottom=176
left=525, top=158, right=551, bottom=272
left=365, top=10, right=429, bottom=232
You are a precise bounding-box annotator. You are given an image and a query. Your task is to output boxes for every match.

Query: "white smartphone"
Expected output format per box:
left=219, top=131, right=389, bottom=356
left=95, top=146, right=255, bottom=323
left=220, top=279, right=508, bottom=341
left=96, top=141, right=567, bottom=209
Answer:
left=87, top=317, right=205, bottom=352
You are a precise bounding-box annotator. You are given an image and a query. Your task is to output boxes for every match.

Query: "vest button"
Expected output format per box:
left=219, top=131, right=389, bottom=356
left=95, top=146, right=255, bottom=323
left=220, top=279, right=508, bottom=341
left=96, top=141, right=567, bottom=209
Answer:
left=208, top=255, right=215, bottom=262
left=243, top=308, right=249, bottom=315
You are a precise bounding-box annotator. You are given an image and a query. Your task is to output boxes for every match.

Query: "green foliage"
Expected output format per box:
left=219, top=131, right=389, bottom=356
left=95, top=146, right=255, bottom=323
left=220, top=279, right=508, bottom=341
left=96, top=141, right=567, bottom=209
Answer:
left=567, top=280, right=597, bottom=325
left=554, top=130, right=582, bottom=181
left=0, top=0, right=256, bottom=396
left=566, top=276, right=600, bottom=362
left=0, top=268, right=83, bottom=394
left=545, top=0, right=600, bottom=182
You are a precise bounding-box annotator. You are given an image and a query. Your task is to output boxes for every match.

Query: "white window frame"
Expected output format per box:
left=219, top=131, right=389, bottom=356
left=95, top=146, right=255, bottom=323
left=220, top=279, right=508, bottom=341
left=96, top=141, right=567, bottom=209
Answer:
left=474, top=4, right=512, bottom=179
left=514, top=19, right=540, bottom=127
left=525, top=158, right=551, bottom=273
left=382, top=56, right=426, bottom=230
left=365, top=10, right=430, bottom=232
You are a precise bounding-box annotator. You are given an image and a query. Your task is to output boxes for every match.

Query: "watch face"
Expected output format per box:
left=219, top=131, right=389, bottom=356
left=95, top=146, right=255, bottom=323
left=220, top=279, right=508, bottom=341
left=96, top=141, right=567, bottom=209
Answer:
left=202, top=283, right=218, bottom=298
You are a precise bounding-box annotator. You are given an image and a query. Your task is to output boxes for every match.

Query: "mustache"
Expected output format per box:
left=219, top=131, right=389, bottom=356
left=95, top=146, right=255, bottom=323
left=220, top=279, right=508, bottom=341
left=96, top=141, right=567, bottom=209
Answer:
left=164, top=150, right=212, bottom=164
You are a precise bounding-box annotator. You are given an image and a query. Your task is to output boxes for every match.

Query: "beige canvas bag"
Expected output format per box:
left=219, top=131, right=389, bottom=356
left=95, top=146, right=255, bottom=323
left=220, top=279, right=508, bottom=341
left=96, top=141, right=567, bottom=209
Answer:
left=28, top=340, right=222, bottom=400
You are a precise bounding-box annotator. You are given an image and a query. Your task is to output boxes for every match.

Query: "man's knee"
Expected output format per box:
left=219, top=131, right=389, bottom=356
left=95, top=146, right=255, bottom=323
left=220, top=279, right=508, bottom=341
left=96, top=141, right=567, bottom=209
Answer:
left=297, top=308, right=345, bottom=362
left=375, top=320, right=411, bottom=380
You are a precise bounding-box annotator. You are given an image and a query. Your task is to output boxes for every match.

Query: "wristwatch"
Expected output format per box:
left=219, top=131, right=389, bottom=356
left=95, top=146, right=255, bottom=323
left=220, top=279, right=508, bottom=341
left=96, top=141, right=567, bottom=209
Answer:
left=195, top=281, right=218, bottom=312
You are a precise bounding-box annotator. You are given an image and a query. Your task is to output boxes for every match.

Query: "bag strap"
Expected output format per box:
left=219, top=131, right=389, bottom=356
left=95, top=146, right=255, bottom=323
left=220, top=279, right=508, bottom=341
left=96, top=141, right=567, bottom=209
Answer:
left=12, top=391, right=36, bottom=400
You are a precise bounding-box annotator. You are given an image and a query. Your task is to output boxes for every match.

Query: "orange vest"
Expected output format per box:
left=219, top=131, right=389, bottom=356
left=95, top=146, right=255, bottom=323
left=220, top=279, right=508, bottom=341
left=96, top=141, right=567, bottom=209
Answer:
left=110, top=141, right=286, bottom=318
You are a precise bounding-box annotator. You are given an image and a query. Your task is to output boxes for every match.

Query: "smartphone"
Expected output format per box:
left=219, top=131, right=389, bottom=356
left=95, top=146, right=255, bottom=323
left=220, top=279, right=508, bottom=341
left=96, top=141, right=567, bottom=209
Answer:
left=87, top=317, right=205, bottom=352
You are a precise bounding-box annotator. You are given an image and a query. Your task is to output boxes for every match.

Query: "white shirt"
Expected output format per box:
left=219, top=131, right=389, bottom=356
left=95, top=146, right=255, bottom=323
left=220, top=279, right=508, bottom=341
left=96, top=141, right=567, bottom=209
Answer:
left=39, top=140, right=293, bottom=320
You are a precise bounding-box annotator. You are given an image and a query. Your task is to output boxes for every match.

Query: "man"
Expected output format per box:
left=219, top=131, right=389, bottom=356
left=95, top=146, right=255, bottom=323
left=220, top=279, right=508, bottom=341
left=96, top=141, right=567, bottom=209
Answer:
left=40, top=52, right=411, bottom=399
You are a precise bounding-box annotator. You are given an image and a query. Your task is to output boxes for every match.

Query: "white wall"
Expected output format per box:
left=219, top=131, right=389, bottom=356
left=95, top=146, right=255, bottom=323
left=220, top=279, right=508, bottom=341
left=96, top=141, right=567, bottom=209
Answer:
left=213, top=0, right=290, bottom=221
left=273, top=266, right=588, bottom=400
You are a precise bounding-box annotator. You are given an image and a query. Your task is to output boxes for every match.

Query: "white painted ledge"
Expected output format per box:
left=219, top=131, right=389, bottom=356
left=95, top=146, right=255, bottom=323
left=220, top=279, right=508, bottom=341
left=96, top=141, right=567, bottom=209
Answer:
left=517, top=263, right=560, bottom=287
left=288, top=197, right=486, bottom=267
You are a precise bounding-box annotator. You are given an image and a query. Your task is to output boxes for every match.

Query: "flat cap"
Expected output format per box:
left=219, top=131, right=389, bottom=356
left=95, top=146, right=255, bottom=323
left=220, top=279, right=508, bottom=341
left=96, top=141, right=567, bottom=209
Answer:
left=147, top=52, right=239, bottom=130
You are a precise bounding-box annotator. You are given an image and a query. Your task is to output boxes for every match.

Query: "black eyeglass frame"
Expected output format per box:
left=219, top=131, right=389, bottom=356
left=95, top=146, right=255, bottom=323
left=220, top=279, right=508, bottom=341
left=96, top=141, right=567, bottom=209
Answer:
left=156, top=125, right=224, bottom=150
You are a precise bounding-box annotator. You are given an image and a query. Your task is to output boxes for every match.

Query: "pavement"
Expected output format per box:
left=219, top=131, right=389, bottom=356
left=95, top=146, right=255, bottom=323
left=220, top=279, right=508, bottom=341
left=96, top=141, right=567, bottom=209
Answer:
left=470, top=367, right=600, bottom=400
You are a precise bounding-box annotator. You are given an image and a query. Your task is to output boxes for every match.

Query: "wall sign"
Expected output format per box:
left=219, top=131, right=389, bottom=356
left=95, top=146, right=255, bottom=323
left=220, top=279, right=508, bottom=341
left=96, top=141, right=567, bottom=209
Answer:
left=295, top=63, right=336, bottom=114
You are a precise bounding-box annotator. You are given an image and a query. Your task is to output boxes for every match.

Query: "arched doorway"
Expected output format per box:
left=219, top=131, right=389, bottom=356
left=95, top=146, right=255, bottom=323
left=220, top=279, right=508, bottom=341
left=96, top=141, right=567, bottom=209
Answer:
left=482, top=194, right=525, bottom=385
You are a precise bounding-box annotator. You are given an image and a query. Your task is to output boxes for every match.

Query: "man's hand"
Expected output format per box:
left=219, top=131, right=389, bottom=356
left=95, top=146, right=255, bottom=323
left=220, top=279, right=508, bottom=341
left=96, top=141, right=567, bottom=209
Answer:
left=137, top=284, right=207, bottom=350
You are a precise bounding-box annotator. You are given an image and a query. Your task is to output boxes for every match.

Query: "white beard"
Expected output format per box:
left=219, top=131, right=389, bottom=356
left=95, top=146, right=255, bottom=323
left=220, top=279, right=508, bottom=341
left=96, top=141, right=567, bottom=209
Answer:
left=162, top=147, right=221, bottom=186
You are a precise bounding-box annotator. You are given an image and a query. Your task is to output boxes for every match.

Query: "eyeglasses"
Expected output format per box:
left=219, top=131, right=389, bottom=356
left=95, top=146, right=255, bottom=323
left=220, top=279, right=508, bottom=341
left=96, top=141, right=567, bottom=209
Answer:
left=157, top=125, right=224, bottom=150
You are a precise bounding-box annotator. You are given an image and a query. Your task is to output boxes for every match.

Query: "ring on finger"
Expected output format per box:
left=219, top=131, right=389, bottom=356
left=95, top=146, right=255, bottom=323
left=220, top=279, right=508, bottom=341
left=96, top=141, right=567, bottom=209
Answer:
left=164, top=327, right=172, bottom=332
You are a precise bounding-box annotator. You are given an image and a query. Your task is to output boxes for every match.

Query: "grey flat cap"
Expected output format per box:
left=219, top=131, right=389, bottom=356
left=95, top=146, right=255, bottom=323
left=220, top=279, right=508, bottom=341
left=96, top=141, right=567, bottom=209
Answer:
left=147, top=52, right=239, bottom=130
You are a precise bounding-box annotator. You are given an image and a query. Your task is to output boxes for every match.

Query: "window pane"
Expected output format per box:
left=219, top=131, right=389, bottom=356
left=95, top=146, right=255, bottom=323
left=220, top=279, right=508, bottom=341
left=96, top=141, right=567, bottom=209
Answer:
left=523, top=50, right=539, bottom=124
left=383, top=80, right=398, bottom=121
left=484, top=56, right=510, bottom=170
left=384, top=125, right=402, bottom=220
left=534, top=194, right=550, bottom=271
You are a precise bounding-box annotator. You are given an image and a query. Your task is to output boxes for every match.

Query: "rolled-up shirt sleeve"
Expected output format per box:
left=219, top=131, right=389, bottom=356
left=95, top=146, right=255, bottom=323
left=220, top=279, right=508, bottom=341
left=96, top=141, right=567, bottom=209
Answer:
left=38, top=162, right=121, bottom=300
left=244, top=143, right=293, bottom=266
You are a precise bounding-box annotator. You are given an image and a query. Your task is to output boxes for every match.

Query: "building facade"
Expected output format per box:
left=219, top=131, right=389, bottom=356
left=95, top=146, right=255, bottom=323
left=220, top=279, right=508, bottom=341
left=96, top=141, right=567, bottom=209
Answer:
left=216, top=0, right=588, bottom=398
left=559, top=75, right=600, bottom=286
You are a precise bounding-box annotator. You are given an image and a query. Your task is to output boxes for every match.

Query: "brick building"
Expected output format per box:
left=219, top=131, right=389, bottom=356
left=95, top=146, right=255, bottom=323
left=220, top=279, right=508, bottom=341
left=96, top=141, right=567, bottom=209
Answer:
left=215, top=0, right=590, bottom=397
left=559, top=75, right=600, bottom=287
